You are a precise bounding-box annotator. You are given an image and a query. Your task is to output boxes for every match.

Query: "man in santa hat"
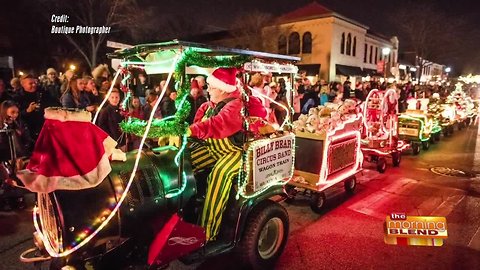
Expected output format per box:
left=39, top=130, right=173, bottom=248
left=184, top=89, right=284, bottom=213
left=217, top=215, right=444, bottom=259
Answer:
left=188, top=67, right=266, bottom=242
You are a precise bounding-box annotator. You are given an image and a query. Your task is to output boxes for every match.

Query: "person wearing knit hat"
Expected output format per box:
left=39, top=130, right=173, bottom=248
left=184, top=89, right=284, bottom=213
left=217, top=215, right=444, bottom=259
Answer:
left=44, top=67, right=62, bottom=102
left=188, top=67, right=266, bottom=241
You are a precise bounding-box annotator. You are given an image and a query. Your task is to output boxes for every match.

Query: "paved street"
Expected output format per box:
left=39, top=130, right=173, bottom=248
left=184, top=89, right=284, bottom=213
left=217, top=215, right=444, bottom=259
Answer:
left=2, top=121, right=480, bottom=270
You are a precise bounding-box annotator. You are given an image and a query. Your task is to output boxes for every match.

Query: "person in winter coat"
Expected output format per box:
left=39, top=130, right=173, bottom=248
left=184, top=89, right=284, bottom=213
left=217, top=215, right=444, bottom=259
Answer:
left=97, top=90, right=125, bottom=149
left=187, top=68, right=267, bottom=242
left=61, top=76, right=94, bottom=111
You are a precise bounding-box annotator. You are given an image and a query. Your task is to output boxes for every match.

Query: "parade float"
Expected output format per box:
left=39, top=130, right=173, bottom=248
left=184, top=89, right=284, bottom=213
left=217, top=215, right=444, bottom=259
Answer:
left=360, top=89, right=410, bottom=173
left=398, top=97, right=442, bottom=155
left=19, top=41, right=300, bottom=270
left=428, top=93, right=456, bottom=137
left=286, top=100, right=363, bottom=213
left=446, top=83, right=477, bottom=127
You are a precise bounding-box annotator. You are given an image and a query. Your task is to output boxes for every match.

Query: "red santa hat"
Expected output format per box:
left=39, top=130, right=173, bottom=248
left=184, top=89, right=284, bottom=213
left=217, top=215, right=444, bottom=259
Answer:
left=206, top=67, right=238, bottom=93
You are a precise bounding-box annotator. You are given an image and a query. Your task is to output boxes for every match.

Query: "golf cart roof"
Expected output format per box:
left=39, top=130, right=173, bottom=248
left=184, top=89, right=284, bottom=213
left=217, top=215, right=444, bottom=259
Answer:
left=107, top=40, right=300, bottom=75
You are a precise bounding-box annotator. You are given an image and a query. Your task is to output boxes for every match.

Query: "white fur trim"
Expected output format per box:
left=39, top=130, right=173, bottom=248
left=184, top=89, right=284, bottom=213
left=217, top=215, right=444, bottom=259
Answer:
left=17, top=135, right=117, bottom=193
left=207, top=75, right=237, bottom=93
left=44, top=107, right=92, bottom=122
left=17, top=153, right=112, bottom=193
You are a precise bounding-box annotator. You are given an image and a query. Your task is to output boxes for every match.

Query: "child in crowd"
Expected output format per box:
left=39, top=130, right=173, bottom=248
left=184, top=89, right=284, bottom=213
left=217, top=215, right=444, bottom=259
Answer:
left=0, top=100, right=32, bottom=210
left=97, top=90, right=126, bottom=150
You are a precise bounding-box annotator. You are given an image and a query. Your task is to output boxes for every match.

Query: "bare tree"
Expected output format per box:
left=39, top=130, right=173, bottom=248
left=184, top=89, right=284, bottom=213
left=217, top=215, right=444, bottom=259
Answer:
left=224, top=11, right=290, bottom=53
left=392, top=2, right=467, bottom=79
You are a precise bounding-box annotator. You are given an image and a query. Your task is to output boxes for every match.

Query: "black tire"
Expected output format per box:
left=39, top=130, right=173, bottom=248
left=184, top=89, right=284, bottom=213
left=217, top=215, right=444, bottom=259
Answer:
left=392, top=152, right=401, bottom=167
left=430, top=136, right=436, bottom=144
left=422, top=140, right=430, bottom=150
left=310, top=192, right=327, bottom=214
left=235, top=200, right=289, bottom=270
left=466, top=118, right=471, bottom=126
left=434, top=132, right=441, bottom=142
left=377, top=158, right=387, bottom=173
left=344, top=177, right=357, bottom=194
left=412, top=143, right=420, bottom=155
left=449, top=125, right=455, bottom=135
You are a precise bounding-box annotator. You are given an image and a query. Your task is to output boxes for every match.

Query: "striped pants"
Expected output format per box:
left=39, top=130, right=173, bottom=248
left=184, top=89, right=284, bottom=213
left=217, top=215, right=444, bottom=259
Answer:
left=190, top=138, right=242, bottom=241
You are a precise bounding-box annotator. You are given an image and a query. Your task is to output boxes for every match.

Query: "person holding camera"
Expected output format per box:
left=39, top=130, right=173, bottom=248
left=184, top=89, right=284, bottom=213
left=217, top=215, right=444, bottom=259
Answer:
left=14, top=74, right=57, bottom=140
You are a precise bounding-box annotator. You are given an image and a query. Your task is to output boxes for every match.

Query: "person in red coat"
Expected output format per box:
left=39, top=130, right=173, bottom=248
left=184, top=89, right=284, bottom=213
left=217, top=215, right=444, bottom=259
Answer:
left=188, top=67, right=266, bottom=241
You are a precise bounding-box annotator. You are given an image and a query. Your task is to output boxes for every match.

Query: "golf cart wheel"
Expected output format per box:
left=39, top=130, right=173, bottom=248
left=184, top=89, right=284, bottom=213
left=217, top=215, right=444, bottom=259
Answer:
left=449, top=125, right=455, bottom=134
left=430, top=135, right=436, bottom=144
left=412, top=143, right=420, bottom=155
left=466, top=118, right=471, bottom=126
left=434, top=132, right=441, bottom=142
left=310, top=192, right=327, bottom=214
left=284, top=184, right=296, bottom=204
left=443, top=128, right=450, bottom=137
left=458, top=122, right=463, bottom=130
left=422, top=140, right=430, bottom=150
left=392, top=152, right=401, bottom=167
left=377, top=157, right=387, bottom=173
left=344, top=177, right=357, bottom=194
left=235, top=200, right=289, bottom=270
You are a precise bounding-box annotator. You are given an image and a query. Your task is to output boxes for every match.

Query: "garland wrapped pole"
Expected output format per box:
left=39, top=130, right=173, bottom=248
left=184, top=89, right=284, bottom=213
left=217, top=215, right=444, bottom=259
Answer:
left=120, top=49, right=250, bottom=137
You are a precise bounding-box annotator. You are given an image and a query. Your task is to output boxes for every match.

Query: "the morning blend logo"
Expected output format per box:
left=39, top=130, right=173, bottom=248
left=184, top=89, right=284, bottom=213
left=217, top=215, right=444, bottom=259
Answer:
left=384, top=213, right=448, bottom=246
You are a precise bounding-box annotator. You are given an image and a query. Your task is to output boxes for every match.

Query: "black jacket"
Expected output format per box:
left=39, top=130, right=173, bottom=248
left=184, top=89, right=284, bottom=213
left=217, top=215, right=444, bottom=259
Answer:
left=14, top=88, right=58, bottom=140
left=97, top=104, right=125, bottom=146
left=0, top=119, right=33, bottom=161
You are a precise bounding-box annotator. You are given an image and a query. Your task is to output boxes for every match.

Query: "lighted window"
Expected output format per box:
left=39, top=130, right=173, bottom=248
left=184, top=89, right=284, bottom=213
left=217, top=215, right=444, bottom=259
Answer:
left=364, top=44, right=367, bottom=63
left=288, top=32, right=300, bottom=54
left=353, top=37, right=356, bottom=56
left=369, top=45, right=373, bottom=63
left=302, top=32, right=312, bottom=53
left=278, top=35, right=287, bottom=54
left=340, top=33, right=345, bottom=54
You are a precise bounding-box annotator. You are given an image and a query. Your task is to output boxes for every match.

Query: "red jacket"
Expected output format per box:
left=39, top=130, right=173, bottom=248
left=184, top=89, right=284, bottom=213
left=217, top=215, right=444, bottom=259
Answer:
left=190, top=93, right=267, bottom=140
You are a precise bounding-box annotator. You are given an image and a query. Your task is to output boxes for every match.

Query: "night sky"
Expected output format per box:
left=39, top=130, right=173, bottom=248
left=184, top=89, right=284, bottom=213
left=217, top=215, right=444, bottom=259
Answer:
left=2, top=0, right=480, bottom=74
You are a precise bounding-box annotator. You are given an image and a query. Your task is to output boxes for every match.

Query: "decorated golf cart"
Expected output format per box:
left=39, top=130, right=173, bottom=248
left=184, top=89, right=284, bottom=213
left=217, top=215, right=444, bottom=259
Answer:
left=360, top=89, right=410, bottom=173
left=19, top=41, right=300, bottom=270
left=286, top=99, right=363, bottom=213
left=447, top=83, right=476, bottom=128
left=427, top=94, right=457, bottom=137
left=398, top=97, right=442, bottom=155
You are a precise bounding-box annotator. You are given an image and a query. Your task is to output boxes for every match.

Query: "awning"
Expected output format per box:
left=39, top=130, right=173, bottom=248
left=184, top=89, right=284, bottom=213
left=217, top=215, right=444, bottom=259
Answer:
left=298, top=64, right=321, bottom=76
left=336, top=64, right=364, bottom=76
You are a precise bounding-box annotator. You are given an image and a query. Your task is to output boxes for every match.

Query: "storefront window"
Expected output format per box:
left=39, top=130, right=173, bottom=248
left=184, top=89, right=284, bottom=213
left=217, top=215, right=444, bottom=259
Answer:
left=288, top=32, right=300, bottom=54
left=302, top=32, right=312, bottom=53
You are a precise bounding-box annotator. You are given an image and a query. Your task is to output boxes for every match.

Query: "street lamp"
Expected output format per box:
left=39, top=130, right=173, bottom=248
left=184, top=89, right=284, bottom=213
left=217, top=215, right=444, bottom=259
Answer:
left=69, top=64, right=76, bottom=71
left=382, top=47, right=391, bottom=81
left=445, top=67, right=451, bottom=73
left=18, top=71, right=24, bottom=76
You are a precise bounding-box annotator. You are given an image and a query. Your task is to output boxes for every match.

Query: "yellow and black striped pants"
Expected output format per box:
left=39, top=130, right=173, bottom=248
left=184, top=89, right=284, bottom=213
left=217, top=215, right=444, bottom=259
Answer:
left=190, top=137, right=243, bottom=241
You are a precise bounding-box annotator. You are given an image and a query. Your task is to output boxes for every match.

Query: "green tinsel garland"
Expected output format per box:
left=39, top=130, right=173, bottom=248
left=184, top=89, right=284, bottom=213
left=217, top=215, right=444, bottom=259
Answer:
left=120, top=49, right=250, bottom=138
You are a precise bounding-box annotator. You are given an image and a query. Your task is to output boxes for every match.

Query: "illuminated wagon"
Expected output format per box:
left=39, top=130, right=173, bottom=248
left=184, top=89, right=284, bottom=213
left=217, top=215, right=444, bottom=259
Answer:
left=399, top=98, right=442, bottom=155
left=361, top=89, right=410, bottom=173
left=286, top=103, right=363, bottom=213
